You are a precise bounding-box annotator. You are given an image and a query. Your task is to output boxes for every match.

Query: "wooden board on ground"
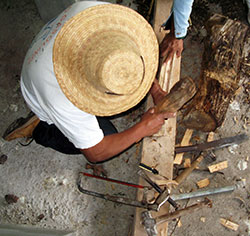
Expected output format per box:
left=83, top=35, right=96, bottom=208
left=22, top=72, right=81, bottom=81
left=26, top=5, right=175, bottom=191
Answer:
left=132, top=0, right=181, bottom=235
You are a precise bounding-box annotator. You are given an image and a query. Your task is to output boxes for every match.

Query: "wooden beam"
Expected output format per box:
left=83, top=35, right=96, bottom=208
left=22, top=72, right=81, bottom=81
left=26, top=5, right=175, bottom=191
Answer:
left=132, top=0, right=181, bottom=235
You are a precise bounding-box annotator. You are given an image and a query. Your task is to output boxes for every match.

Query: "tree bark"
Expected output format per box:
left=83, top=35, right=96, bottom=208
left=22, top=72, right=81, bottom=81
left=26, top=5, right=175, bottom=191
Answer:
left=182, top=14, right=250, bottom=132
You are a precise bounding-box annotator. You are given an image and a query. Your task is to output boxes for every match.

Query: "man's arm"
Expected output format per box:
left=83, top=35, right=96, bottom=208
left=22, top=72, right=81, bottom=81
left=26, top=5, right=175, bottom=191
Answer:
left=81, top=108, right=175, bottom=163
left=160, top=0, right=194, bottom=62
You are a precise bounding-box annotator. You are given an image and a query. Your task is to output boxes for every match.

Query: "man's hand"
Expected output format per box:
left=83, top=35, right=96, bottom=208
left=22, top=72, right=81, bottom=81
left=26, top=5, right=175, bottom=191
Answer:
left=139, top=108, right=176, bottom=137
left=149, top=79, right=167, bottom=105
left=159, top=32, right=183, bottom=63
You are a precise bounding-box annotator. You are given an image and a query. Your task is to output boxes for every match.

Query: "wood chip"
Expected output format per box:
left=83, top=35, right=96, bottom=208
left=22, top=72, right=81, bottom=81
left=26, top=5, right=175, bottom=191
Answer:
left=156, top=179, right=179, bottom=187
left=208, top=161, right=228, bottom=173
left=184, top=158, right=191, bottom=168
left=174, top=129, right=193, bottom=165
left=177, top=220, right=182, bottom=227
left=196, top=178, right=210, bottom=188
left=235, top=86, right=242, bottom=95
left=220, top=218, right=239, bottom=231
left=200, top=217, right=206, bottom=222
left=111, top=184, right=115, bottom=190
left=207, top=132, right=215, bottom=142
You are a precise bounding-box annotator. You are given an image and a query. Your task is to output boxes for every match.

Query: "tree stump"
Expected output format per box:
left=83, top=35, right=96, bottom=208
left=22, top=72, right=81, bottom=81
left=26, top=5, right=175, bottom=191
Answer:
left=182, top=14, right=250, bottom=132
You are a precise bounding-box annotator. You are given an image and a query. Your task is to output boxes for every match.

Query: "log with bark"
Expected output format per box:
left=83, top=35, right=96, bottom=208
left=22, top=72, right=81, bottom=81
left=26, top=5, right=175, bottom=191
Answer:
left=181, top=14, right=250, bottom=132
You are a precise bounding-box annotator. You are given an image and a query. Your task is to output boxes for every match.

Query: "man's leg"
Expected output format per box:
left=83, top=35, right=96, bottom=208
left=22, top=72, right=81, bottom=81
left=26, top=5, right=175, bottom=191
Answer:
left=32, top=121, right=81, bottom=154
left=32, top=117, right=118, bottom=155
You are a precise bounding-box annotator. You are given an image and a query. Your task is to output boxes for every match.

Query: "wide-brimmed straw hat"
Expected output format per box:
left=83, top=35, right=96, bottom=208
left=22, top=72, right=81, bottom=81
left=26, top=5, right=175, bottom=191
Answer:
left=53, top=4, right=159, bottom=116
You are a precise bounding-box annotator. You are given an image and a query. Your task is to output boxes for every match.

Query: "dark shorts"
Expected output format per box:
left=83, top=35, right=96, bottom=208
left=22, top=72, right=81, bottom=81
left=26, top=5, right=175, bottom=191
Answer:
left=32, top=117, right=118, bottom=155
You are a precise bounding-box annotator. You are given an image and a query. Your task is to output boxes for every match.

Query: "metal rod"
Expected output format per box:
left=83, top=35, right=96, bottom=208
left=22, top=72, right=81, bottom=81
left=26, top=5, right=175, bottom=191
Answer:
left=171, top=185, right=235, bottom=201
left=80, top=172, right=145, bottom=189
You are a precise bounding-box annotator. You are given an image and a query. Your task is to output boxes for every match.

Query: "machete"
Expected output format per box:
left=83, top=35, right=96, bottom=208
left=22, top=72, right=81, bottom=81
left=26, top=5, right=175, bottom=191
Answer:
left=175, top=133, right=248, bottom=154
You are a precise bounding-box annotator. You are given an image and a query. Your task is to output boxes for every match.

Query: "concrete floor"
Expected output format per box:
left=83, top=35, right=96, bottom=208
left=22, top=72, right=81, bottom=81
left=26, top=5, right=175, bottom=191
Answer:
left=0, top=0, right=250, bottom=236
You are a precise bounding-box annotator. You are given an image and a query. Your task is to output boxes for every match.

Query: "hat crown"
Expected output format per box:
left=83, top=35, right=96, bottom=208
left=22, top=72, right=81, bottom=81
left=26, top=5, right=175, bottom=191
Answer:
left=83, top=31, right=144, bottom=95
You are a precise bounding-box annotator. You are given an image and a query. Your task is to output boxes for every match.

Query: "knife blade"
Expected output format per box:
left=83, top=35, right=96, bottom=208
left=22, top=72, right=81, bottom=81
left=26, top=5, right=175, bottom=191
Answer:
left=175, top=133, right=248, bottom=154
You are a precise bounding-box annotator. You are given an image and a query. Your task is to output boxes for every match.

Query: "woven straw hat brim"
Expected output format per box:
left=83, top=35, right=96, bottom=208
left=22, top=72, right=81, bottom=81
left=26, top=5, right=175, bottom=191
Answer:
left=53, top=4, right=159, bottom=116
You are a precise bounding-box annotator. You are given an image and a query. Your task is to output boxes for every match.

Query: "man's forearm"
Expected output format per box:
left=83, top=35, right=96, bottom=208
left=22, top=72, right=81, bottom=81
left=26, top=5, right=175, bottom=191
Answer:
left=81, top=122, right=145, bottom=163
left=81, top=108, right=175, bottom=163
left=81, top=107, right=176, bottom=163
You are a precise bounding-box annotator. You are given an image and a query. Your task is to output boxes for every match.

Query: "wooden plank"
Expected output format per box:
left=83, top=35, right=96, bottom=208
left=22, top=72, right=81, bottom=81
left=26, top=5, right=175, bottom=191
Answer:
left=132, top=0, right=181, bottom=235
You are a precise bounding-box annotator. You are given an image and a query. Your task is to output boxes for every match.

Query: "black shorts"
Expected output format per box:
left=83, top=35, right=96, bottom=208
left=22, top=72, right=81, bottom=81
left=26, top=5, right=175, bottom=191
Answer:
left=32, top=117, right=118, bottom=155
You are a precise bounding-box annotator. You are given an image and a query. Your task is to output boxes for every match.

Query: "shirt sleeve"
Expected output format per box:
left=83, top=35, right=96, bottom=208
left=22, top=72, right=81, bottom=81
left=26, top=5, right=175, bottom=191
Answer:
left=172, top=0, right=194, bottom=38
left=48, top=103, right=105, bottom=150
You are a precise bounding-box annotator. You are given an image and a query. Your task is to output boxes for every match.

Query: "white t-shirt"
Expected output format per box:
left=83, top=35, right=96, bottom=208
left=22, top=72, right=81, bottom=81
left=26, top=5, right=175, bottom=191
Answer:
left=21, top=1, right=109, bottom=149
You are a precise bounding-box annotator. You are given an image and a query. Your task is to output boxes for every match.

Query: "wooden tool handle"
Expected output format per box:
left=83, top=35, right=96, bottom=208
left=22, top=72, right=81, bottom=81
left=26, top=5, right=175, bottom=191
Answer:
left=156, top=197, right=212, bottom=224
left=155, top=76, right=197, bottom=113
left=174, top=155, right=204, bottom=185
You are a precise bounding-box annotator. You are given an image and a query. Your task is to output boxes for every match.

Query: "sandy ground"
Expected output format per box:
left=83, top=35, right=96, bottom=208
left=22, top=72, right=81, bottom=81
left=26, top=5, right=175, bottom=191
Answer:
left=0, top=0, right=249, bottom=236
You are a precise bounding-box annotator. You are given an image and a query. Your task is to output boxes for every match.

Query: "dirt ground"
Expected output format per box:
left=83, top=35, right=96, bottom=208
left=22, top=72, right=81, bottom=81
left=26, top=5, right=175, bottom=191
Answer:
left=0, top=0, right=249, bottom=236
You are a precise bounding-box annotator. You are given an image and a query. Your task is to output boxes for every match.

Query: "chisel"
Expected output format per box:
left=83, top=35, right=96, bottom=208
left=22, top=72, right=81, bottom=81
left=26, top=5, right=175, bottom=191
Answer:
left=139, top=163, right=159, bottom=175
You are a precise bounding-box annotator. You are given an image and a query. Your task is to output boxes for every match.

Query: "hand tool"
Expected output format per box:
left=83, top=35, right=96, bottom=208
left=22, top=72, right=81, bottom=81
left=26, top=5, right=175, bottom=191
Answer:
left=139, top=163, right=171, bottom=181
left=139, top=163, right=159, bottom=175
left=77, top=173, right=170, bottom=212
left=139, top=163, right=178, bottom=187
left=175, top=133, right=248, bottom=154
left=141, top=198, right=212, bottom=236
left=138, top=170, right=179, bottom=210
left=174, top=154, right=204, bottom=185
left=80, top=172, right=145, bottom=189
left=174, top=134, right=248, bottom=185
